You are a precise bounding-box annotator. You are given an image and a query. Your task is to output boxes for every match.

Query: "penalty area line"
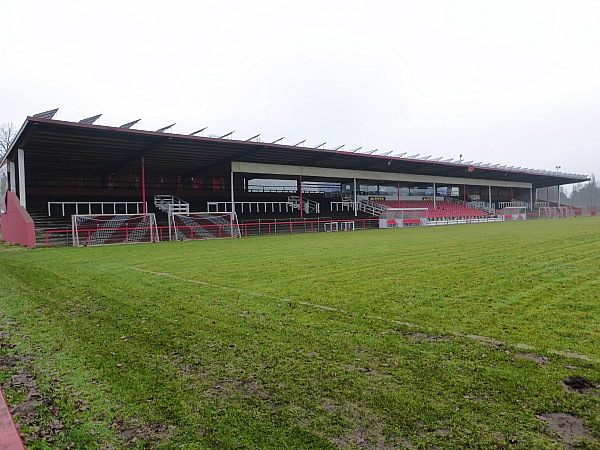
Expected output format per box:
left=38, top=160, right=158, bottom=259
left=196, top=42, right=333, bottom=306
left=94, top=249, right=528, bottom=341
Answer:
left=126, top=266, right=347, bottom=313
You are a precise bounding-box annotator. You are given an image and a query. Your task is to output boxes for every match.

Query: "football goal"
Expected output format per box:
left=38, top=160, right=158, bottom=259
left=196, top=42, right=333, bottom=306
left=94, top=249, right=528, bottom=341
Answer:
left=169, top=211, right=241, bottom=241
left=379, top=208, right=428, bottom=228
left=72, top=213, right=159, bottom=247
left=498, top=206, right=527, bottom=221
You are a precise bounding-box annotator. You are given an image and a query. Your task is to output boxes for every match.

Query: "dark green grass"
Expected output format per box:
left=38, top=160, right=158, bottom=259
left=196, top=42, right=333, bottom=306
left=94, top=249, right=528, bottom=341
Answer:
left=1, top=217, right=599, bottom=448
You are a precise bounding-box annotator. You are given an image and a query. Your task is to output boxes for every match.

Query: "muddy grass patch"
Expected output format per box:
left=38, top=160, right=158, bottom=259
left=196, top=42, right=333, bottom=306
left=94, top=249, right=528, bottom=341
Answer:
left=410, top=332, right=452, bottom=343
left=1, top=360, right=65, bottom=444
left=514, top=353, right=550, bottom=365
left=536, top=412, right=596, bottom=446
left=109, top=418, right=174, bottom=446
left=322, top=401, right=413, bottom=449
left=205, top=377, right=274, bottom=401
left=562, top=375, right=599, bottom=395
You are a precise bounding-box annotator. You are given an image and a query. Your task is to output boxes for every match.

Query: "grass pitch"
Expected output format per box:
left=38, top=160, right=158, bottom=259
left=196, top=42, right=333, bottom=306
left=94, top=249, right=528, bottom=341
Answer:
left=1, top=217, right=599, bottom=448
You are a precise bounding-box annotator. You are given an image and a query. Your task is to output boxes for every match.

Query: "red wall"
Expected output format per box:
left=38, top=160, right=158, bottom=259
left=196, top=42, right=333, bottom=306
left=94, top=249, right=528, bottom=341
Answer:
left=0, top=191, right=36, bottom=248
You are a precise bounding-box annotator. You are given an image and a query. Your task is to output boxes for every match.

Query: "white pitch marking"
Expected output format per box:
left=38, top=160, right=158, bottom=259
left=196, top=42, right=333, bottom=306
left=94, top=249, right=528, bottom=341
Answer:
left=125, top=266, right=599, bottom=363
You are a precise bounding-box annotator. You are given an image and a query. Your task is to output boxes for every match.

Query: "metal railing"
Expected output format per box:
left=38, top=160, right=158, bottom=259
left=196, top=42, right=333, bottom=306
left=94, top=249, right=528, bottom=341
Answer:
left=154, top=195, right=190, bottom=214
left=207, top=201, right=297, bottom=214
left=47, top=201, right=147, bottom=216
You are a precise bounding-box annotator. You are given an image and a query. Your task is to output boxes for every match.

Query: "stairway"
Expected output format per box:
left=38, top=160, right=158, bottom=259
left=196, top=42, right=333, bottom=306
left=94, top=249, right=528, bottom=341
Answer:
left=357, top=199, right=387, bottom=216
left=154, top=195, right=190, bottom=214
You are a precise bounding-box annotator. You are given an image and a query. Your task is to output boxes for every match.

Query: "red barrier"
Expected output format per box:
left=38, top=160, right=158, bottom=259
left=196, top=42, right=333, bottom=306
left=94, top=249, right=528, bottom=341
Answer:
left=0, top=387, right=25, bottom=449
left=0, top=192, right=36, bottom=248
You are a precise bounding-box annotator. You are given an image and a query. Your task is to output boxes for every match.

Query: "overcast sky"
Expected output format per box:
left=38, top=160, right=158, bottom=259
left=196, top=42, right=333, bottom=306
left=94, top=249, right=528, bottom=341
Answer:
left=1, top=0, right=599, bottom=183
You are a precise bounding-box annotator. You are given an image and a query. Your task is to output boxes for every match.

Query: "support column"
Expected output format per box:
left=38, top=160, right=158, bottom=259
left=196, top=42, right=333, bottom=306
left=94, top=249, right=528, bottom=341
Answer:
left=141, top=157, right=147, bottom=215
left=353, top=178, right=358, bottom=217
left=9, top=162, right=16, bottom=192
left=530, top=187, right=533, bottom=210
left=488, top=185, right=492, bottom=209
left=433, top=182, right=437, bottom=209
left=397, top=181, right=400, bottom=207
left=17, top=149, right=26, bottom=208
left=299, top=175, right=303, bottom=218
left=230, top=171, right=235, bottom=213
left=557, top=185, right=561, bottom=208
left=463, top=184, right=466, bottom=204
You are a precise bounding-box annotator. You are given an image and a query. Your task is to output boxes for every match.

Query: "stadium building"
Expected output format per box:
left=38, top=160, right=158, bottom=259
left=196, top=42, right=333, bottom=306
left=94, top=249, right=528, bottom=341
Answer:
left=0, top=109, right=590, bottom=248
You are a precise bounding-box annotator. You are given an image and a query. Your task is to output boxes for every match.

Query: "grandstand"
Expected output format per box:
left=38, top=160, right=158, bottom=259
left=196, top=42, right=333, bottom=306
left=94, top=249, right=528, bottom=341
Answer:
left=367, top=199, right=490, bottom=219
left=0, top=109, right=590, bottom=247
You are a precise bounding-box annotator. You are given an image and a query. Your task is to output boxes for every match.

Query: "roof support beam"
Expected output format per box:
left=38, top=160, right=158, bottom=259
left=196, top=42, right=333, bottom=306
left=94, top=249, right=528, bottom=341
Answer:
left=103, top=137, right=170, bottom=175
left=182, top=145, right=264, bottom=177
left=232, top=161, right=533, bottom=188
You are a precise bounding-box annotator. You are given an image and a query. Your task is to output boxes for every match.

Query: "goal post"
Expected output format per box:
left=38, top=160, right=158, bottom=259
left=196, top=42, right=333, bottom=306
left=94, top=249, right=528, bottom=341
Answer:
left=379, top=208, right=428, bottom=228
left=497, top=206, right=527, bottom=221
left=72, top=213, right=159, bottom=247
left=169, top=211, right=241, bottom=241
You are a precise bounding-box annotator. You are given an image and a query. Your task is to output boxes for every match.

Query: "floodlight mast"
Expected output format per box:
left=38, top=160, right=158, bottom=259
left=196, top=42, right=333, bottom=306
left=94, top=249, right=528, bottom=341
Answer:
left=189, top=127, right=207, bottom=136
left=156, top=123, right=176, bottom=133
left=120, top=119, right=141, bottom=128
left=78, top=114, right=102, bottom=124
left=33, top=108, right=59, bottom=119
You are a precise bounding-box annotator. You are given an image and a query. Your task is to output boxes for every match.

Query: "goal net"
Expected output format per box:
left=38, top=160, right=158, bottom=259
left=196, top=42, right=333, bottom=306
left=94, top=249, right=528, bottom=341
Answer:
left=72, top=213, right=159, bottom=247
left=169, top=211, right=241, bottom=241
left=379, top=208, right=428, bottom=228
left=539, top=206, right=575, bottom=219
left=497, top=206, right=527, bottom=221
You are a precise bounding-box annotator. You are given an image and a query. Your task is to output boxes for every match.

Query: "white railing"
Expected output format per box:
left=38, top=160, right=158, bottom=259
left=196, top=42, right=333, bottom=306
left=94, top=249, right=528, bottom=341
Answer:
left=498, top=201, right=529, bottom=209
left=48, top=201, right=147, bottom=216
left=303, top=198, right=321, bottom=214
left=330, top=201, right=355, bottom=212
left=357, top=199, right=387, bottom=216
left=207, top=201, right=296, bottom=214
left=534, top=202, right=549, bottom=208
left=467, top=201, right=495, bottom=214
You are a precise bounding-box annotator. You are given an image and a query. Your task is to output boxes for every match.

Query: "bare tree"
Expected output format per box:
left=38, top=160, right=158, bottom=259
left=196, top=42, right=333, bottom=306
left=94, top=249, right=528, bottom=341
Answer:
left=0, top=122, right=17, bottom=159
